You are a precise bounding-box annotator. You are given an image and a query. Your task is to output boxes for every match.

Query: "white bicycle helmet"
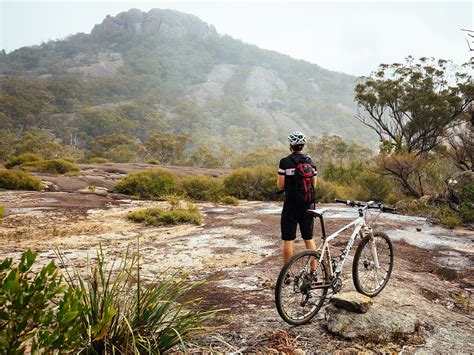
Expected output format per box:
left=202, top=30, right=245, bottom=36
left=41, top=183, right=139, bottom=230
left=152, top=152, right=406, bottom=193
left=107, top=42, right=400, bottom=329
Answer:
left=288, top=131, right=307, bottom=145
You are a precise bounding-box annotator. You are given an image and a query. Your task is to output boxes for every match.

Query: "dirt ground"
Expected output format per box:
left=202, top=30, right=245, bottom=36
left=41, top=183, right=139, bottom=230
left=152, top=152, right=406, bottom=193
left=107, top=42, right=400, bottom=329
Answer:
left=1, top=164, right=473, bottom=353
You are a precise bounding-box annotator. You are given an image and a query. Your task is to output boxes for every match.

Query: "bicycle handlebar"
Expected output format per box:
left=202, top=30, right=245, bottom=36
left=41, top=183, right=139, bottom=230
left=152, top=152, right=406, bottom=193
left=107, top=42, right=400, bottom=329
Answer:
left=334, top=199, right=396, bottom=213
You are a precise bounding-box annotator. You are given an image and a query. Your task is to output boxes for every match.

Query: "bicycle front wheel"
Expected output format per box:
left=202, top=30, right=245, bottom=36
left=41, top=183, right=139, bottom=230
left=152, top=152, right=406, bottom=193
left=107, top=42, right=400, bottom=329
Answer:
left=275, top=251, right=329, bottom=325
left=352, top=231, right=393, bottom=297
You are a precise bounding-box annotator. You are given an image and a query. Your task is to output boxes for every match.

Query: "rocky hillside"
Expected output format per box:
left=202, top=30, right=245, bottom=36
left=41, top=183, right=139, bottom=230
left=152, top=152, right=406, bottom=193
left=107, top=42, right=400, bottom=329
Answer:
left=0, top=8, right=377, bottom=150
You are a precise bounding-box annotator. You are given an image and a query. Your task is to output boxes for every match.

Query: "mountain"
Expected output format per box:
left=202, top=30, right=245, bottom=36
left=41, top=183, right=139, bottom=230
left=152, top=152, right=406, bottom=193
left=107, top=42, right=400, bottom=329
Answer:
left=0, top=8, right=377, bottom=152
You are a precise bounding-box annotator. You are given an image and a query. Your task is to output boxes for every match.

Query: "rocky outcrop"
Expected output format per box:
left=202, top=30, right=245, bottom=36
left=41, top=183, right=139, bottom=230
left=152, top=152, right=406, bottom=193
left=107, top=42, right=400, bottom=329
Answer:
left=330, top=291, right=372, bottom=313
left=192, top=64, right=236, bottom=104
left=325, top=304, right=418, bottom=341
left=244, top=67, right=288, bottom=109
left=91, top=8, right=218, bottom=40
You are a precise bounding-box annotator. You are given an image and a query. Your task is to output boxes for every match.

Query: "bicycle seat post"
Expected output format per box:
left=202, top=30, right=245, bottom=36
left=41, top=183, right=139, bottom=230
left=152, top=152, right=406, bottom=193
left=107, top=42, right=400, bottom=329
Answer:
left=319, top=215, right=327, bottom=240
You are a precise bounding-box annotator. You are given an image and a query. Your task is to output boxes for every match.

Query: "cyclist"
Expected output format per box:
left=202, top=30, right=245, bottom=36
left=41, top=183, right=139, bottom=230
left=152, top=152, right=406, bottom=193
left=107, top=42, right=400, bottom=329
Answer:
left=277, top=131, right=318, bottom=267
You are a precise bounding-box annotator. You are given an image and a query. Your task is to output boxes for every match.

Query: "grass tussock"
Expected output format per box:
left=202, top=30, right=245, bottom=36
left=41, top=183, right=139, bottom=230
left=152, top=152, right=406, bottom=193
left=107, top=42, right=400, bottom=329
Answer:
left=129, top=203, right=203, bottom=226
left=0, top=170, right=42, bottom=191
left=57, top=245, right=219, bottom=353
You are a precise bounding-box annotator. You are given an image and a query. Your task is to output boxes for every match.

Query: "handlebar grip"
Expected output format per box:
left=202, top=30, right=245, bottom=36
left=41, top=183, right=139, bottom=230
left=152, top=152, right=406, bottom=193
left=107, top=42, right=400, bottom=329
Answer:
left=382, top=206, right=397, bottom=213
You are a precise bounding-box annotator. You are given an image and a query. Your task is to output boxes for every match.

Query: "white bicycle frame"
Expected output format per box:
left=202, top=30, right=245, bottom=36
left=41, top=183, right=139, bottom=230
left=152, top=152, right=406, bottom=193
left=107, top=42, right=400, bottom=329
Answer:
left=312, top=205, right=379, bottom=278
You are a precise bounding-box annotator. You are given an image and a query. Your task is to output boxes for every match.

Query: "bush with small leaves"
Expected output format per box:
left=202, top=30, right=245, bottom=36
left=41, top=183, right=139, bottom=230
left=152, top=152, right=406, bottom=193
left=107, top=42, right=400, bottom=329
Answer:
left=25, top=159, right=80, bottom=174
left=114, top=168, right=176, bottom=198
left=88, top=157, right=109, bottom=164
left=5, top=153, right=42, bottom=169
left=0, top=170, right=42, bottom=191
left=180, top=175, right=224, bottom=201
left=223, top=166, right=278, bottom=200
left=314, top=179, right=339, bottom=203
left=438, top=208, right=462, bottom=229
left=219, top=196, right=240, bottom=205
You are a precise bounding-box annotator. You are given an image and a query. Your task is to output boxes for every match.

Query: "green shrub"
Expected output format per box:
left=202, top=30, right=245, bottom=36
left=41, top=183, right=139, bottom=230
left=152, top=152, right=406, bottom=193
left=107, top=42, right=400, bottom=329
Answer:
left=355, top=171, right=393, bottom=202
left=5, top=153, right=42, bottom=169
left=147, top=159, right=160, bottom=165
left=438, top=208, right=462, bottom=229
left=114, top=168, right=176, bottom=198
left=0, top=250, right=82, bottom=353
left=57, top=245, right=218, bottom=353
left=25, top=159, right=79, bottom=174
left=220, top=196, right=240, bottom=205
left=223, top=166, right=278, bottom=200
left=459, top=183, right=474, bottom=223
left=89, top=157, right=109, bottom=164
left=0, top=205, right=4, bottom=221
left=314, top=179, right=339, bottom=203
left=0, top=170, right=42, bottom=191
left=129, top=204, right=203, bottom=226
left=180, top=175, right=224, bottom=201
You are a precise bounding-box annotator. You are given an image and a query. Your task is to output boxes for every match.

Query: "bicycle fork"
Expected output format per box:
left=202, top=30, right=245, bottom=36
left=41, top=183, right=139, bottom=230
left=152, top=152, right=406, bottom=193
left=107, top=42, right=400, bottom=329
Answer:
left=369, top=237, right=381, bottom=269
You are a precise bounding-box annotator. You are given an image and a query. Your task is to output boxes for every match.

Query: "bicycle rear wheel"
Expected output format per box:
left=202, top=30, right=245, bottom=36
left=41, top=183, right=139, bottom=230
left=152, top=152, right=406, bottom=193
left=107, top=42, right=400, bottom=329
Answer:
left=275, top=251, right=329, bottom=325
left=352, top=231, right=393, bottom=297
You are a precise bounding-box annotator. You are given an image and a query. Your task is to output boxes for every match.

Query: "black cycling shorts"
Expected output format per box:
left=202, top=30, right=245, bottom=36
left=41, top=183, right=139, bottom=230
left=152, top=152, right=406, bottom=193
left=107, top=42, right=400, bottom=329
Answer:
left=281, top=201, right=314, bottom=241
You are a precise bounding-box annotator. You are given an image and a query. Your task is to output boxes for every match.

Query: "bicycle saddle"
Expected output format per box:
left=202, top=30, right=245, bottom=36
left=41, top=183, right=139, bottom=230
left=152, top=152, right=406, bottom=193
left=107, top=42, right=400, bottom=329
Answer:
left=307, top=209, right=328, bottom=218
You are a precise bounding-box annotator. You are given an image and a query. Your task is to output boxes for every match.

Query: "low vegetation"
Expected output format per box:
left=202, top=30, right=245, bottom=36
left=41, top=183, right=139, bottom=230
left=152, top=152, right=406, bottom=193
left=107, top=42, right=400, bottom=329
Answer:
left=219, top=195, right=240, bottom=205
left=0, top=170, right=42, bottom=191
left=0, top=250, right=83, bottom=353
left=5, top=153, right=42, bottom=169
left=114, top=168, right=175, bottom=198
left=179, top=175, right=224, bottom=201
left=1, top=248, right=219, bottom=353
left=129, top=203, right=203, bottom=226
left=88, top=157, right=109, bottom=164
left=223, top=166, right=278, bottom=201
left=24, top=159, right=79, bottom=174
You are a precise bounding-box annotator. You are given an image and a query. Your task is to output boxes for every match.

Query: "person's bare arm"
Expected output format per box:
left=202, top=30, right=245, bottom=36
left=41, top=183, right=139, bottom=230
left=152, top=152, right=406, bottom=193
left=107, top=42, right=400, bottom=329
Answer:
left=277, top=175, right=285, bottom=190
left=312, top=176, right=317, bottom=188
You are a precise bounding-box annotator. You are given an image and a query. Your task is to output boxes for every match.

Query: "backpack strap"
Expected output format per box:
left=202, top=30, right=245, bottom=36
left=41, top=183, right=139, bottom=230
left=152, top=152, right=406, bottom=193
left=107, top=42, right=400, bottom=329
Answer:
left=289, top=154, right=308, bottom=165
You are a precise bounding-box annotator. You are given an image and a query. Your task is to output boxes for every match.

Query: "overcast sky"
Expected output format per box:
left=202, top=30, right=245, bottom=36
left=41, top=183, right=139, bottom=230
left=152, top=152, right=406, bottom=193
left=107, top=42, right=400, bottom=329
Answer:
left=1, top=0, right=472, bottom=76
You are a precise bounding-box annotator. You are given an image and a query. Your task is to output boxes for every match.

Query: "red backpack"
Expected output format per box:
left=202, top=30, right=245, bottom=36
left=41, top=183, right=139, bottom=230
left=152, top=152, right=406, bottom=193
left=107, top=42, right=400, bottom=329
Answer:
left=290, top=155, right=315, bottom=203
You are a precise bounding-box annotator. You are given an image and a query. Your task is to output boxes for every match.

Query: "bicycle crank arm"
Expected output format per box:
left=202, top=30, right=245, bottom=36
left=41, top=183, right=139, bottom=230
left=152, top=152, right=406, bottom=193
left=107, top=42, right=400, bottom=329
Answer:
left=311, top=283, right=331, bottom=289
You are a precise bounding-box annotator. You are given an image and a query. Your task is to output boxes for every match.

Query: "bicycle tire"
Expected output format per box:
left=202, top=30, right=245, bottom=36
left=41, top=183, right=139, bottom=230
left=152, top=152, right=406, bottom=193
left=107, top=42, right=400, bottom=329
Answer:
left=352, top=231, right=393, bottom=297
left=275, top=250, right=329, bottom=325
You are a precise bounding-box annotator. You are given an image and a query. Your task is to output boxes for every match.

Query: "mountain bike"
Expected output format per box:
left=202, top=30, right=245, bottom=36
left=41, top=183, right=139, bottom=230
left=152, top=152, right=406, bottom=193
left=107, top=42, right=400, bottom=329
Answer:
left=275, top=199, right=396, bottom=325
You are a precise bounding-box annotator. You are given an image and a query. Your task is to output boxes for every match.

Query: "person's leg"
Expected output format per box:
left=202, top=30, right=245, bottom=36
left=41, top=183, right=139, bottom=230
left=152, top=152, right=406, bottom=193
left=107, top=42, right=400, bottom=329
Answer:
left=300, top=207, right=318, bottom=270
left=281, top=202, right=297, bottom=265
left=283, top=240, right=294, bottom=264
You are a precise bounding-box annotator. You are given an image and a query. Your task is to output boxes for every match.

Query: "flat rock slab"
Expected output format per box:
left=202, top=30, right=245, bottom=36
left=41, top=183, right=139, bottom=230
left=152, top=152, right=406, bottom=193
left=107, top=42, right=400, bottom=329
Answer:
left=331, top=291, right=372, bottom=313
left=325, top=304, right=418, bottom=341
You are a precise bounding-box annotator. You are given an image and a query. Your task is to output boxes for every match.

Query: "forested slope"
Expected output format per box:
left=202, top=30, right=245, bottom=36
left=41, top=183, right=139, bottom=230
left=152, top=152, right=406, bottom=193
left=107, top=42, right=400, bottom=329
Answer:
left=0, top=8, right=376, bottom=160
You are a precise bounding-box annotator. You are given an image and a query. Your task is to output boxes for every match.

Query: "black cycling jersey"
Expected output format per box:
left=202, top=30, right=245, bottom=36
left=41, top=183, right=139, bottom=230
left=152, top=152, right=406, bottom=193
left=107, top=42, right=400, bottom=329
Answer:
left=278, top=152, right=318, bottom=241
left=278, top=152, right=317, bottom=203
